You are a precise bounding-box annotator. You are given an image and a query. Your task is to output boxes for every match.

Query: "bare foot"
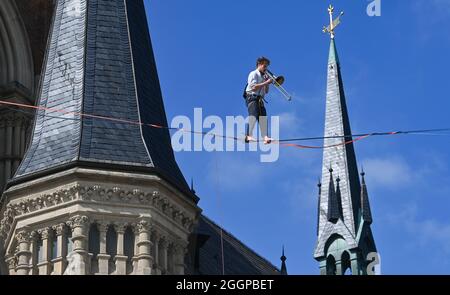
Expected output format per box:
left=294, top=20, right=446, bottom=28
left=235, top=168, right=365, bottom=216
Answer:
left=263, top=136, right=273, bottom=144
left=245, top=135, right=257, bottom=143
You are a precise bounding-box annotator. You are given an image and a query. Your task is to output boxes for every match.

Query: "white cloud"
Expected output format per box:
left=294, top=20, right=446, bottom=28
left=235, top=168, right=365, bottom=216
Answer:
left=362, top=156, right=413, bottom=189
left=385, top=203, right=450, bottom=255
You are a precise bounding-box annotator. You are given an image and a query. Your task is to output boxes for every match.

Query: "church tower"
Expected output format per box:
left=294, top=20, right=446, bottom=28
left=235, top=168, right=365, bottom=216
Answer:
left=314, top=6, right=377, bottom=275
left=0, top=0, right=200, bottom=275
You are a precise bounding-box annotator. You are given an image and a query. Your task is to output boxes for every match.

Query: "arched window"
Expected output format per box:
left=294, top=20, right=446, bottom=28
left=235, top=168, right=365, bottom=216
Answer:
left=106, top=225, right=117, bottom=274
left=89, top=223, right=100, bottom=274
left=89, top=223, right=100, bottom=257
left=342, top=251, right=352, bottom=275
left=124, top=226, right=135, bottom=275
left=326, top=255, right=336, bottom=275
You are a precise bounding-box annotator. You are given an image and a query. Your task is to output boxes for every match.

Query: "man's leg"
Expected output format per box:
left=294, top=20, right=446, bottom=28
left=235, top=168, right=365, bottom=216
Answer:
left=258, top=104, right=273, bottom=144
left=246, top=101, right=258, bottom=142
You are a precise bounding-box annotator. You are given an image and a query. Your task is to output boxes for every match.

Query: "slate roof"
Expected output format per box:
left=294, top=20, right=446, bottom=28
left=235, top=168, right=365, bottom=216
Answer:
left=10, top=0, right=195, bottom=201
left=186, top=215, right=280, bottom=275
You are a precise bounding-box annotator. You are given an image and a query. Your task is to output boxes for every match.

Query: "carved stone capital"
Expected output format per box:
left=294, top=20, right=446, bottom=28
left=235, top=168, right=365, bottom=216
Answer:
left=30, top=231, right=39, bottom=242
left=52, top=223, right=66, bottom=235
left=96, top=222, right=110, bottom=233
left=16, top=229, right=31, bottom=244
left=67, top=215, right=89, bottom=229
left=38, top=227, right=52, bottom=240
left=112, top=222, right=127, bottom=234
left=5, top=256, right=17, bottom=269
left=136, top=219, right=151, bottom=233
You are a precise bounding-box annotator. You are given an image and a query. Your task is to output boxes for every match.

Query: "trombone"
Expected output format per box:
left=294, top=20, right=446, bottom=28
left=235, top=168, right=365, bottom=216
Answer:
left=265, top=70, right=292, bottom=101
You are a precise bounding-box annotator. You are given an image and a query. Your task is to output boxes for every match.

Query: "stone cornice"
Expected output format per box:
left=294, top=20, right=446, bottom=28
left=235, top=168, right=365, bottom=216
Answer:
left=0, top=184, right=195, bottom=241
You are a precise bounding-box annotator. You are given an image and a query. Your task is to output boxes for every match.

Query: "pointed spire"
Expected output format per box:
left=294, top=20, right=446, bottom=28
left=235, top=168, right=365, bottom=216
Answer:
left=280, top=245, right=288, bottom=275
left=329, top=38, right=340, bottom=65
left=360, top=169, right=373, bottom=224
left=317, top=17, right=362, bottom=235
left=335, top=176, right=344, bottom=219
left=327, top=167, right=340, bottom=223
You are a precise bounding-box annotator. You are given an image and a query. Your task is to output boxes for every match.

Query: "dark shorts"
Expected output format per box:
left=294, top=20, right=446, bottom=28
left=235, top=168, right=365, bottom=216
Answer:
left=245, top=95, right=266, bottom=117
left=247, top=100, right=266, bottom=118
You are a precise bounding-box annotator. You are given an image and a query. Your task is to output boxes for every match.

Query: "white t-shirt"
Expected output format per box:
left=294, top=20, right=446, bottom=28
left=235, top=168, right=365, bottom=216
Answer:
left=246, top=69, right=266, bottom=97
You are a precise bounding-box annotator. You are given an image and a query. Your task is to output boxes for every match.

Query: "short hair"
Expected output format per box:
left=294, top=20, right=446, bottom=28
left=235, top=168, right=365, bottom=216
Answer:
left=256, top=56, right=270, bottom=67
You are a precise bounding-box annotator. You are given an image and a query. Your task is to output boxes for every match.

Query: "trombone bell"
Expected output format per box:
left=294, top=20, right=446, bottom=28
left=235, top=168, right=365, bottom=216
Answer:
left=274, top=76, right=285, bottom=86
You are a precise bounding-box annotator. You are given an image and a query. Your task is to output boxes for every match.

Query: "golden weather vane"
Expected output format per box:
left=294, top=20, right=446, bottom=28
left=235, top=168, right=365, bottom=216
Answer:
left=322, top=5, right=344, bottom=39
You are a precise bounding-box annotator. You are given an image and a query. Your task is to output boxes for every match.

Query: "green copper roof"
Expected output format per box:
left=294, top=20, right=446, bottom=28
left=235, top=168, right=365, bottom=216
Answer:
left=328, top=38, right=340, bottom=64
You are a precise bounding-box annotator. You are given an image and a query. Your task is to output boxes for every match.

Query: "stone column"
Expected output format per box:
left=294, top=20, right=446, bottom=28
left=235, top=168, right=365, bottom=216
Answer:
left=5, top=255, right=17, bottom=275
left=29, top=231, right=39, bottom=275
left=152, top=231, right=160, bottom=275
left=173, top=241, right=187, bottom=275
left=136, top=219, right=153, bottom=275
left=15, top=228, right=32, bottom=275
left=159, top=238, right=168, bottom=275
left=335, top=259, right=342, bottom=275
left=97, top=223, right=110, bottom=275
left=37, top=227, right=52, bottom=275
left=350, top=253, right=361, bottom=275
left=131, top=226, right=139, bottom=275
left=114, top=224, right=127, bottom=275
left=52, top=223, right=66, bottom=275
left=65, top=215, right=89, bottom=275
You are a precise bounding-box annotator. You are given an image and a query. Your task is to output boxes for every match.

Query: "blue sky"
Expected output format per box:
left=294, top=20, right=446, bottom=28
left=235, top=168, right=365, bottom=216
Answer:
left=144, top=0, right=450, bottom=274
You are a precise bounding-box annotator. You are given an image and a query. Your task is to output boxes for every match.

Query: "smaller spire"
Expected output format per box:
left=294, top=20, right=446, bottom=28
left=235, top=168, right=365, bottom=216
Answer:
left=327, top=167, right=340, bottom=223
left=360, top=171, right=373, bottom=224
left=280, top=245, right=288, bottom=275
left=335, top=176, right=344, bottom=220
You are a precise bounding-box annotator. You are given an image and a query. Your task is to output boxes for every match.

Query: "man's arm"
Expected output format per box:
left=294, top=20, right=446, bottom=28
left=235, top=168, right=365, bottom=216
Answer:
left=248, top=72, right=272, bottom=92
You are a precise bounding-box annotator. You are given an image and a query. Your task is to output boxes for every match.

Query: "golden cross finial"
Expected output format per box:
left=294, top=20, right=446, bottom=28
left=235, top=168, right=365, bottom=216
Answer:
left=322, top=5, right=344, bottom=39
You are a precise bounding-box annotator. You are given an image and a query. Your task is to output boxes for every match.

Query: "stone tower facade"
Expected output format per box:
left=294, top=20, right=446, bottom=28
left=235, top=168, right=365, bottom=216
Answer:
left=314, top=38, right=377, bottom=275
left=0, top=0, right=200, bottom=275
